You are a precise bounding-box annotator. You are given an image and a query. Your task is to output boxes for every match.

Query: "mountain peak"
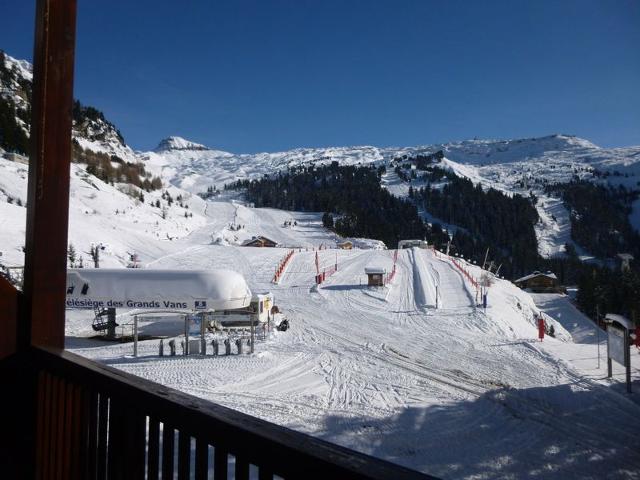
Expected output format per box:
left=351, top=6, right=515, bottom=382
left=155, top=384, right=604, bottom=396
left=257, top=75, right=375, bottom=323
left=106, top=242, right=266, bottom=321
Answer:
left=155, top=136, right=209, bottom=152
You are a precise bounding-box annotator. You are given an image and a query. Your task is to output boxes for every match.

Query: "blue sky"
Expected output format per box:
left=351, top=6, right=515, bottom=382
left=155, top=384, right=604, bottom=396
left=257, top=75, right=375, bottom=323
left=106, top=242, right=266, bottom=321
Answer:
left=2, top=0, right=639, bottom=153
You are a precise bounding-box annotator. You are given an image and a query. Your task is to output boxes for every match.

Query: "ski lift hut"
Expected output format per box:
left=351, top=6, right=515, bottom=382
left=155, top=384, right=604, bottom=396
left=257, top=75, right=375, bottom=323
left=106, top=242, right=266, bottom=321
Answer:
left=365, top=266, right=386, bottom=287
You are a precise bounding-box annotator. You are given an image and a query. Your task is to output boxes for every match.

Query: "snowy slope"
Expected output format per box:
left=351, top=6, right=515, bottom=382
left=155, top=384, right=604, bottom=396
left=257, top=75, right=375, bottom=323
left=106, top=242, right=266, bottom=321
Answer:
left=0, top=154, right=209, bottom=268
left=66, top=243, right=640, bottom=479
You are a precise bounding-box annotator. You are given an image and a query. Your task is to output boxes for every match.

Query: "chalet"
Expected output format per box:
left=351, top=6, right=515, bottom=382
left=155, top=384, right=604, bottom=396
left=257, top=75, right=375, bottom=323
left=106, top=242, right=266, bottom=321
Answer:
left=337, top=240, right=353, bottom=250
left=365, top=266, right=386, bottom=287
left=398, top=239, right=429, bottom=249
left=0, top=4, right=428, bottom=478
left=242, top=236, right=278, bottom=248
left=514, top=271, right=560, bottom=293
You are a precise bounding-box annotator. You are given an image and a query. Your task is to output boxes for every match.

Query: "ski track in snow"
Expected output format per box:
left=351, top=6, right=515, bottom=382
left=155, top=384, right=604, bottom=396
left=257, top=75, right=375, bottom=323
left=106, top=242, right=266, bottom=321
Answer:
left=64, top=216, right=640, bottom=479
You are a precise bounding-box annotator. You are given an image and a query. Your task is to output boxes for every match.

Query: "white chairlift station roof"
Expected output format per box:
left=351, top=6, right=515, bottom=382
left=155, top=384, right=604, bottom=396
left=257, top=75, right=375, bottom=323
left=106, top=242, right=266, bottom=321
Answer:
left=65, top=268, right=252, bottom=312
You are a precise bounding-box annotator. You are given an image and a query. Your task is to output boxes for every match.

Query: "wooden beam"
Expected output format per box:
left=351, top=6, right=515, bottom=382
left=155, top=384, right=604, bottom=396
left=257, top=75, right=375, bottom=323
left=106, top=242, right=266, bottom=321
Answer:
left=23, top=0, right=77, bottom=349
left=0, top=277, right=18, bottom=359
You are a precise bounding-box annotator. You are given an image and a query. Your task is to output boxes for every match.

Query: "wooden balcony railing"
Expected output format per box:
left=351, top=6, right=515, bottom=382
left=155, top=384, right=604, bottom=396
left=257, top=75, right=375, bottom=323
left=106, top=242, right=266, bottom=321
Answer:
left=30, top=346, right=436, bottom=480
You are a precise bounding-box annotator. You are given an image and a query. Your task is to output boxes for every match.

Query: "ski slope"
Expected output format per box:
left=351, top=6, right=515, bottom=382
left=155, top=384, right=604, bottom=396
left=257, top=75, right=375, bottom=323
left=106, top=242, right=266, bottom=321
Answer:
left=67, top=234, right=640, bottom=479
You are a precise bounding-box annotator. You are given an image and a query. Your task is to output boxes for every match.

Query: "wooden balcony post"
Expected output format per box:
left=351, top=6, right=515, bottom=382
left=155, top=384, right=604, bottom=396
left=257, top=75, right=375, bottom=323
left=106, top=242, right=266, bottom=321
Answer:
left=22, top=0, right=78, bottom=349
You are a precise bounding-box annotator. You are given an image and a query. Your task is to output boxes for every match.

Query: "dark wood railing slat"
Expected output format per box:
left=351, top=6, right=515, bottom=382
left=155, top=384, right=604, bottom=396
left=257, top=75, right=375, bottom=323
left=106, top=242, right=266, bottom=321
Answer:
left=161, top=424, right=175, bottom=480
left=107, top=398, right=126, bottom=479
left=56, top=378, right=67, bottom=480
left=148, top=418, right=160, bottom=480
left=124, top=406, right=147, bottom=480
left=214, top=447, right=228, bottom=479
left=35, top=371, right=49, bottom=480
left=85, top=390, right=99, bottom=480
left=62, top=382, right=75, bottom=480
left=97, top=394, right=109, bottom=480
left=48, top=375, right=60, bottom=480
left=259, top=466, right=274, bottom=480
left=235, top=455, right=250, bottom=480
left=69, top=383, right=84, bottom=480
left=178, top=430, right=191, bottom=480
left=195, top=438, right=208, bottom=480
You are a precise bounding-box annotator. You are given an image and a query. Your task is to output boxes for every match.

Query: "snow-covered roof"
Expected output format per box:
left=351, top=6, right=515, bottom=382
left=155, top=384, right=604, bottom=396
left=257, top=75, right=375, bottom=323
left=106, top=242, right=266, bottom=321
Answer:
left=66, top=268, right=251, bottom=311
left=241, top=236, right=278, bottom=246
left=604, top=314, right=633, bottom=330
left=365, top=266, right=386, bottom=275
left=514, top=271, right=558, bottom=283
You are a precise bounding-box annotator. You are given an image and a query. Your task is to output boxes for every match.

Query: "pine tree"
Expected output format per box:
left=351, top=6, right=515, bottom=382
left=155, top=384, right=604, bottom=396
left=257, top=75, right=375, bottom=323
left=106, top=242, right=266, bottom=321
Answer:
left=67, top=244, right=77, bottom=268
left=90, top=245, right=100, bottom=268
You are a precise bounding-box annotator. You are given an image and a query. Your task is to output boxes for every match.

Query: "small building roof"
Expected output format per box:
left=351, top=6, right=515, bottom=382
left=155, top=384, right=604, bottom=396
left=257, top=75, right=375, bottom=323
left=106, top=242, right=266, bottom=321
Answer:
left=66, top=268, right=252, bottom=311
left=604, top=313, right=633, bottom=330
left=365, top=266, right=386, bottom=275
left=514, top=271, right=558, bottom=283
left=241, top=236, right=278, bottom=246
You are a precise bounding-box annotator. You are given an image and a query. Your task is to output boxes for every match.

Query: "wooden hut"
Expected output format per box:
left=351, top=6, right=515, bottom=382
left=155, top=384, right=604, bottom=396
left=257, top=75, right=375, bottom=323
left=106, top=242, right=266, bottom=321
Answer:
left=514, top=271, right=560, bottom=293
left=365, top=267, right=386, bottom=287
left=242, top=236, right=278, bottom=248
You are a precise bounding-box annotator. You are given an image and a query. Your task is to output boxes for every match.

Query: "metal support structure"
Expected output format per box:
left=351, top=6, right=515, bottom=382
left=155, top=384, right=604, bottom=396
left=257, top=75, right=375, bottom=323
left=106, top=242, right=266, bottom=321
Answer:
left=183, top=314, right=189, bottom=356
left=250, top=319, right=255, bottom=354
left=107, top=307, right=117, bottom=338
left=133, top=315, right=138, bottom=357
left=200, top=313, right=207, bottom=355
left=481, top=248, right=489, bottom=270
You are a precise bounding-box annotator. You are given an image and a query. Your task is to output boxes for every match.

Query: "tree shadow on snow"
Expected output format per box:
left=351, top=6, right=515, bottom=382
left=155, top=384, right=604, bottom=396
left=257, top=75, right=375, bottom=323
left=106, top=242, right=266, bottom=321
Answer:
left=310, top=384, right=640, bottom=480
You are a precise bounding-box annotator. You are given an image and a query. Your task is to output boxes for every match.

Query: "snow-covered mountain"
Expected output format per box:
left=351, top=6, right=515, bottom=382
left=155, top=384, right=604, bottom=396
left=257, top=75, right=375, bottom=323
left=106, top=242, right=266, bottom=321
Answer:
left=2, top=50, right=640, bottom=270
left=141, top=133, right=640, bottom=259
left=143, top=133, right=640, bottom=193
left=1, top=50, right=137, bottom=162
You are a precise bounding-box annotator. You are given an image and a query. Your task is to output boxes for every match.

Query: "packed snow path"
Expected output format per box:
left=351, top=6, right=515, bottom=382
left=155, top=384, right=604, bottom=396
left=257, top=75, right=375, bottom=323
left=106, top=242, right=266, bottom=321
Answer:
left=65, top=215, right=640, bottom=479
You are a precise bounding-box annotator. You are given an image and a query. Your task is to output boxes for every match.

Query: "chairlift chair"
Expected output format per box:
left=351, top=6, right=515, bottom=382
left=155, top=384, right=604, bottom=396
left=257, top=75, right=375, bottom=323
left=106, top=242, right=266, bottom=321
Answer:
left=91, top=305, right=117, bottom=332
